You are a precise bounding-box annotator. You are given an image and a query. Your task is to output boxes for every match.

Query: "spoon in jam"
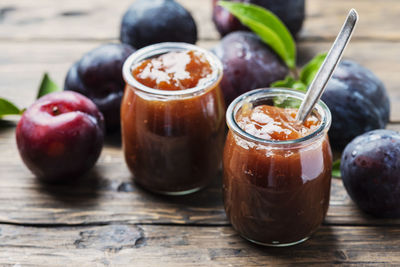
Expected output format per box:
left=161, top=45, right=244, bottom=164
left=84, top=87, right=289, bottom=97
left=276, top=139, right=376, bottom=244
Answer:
left=296, top=9, right=359, bottom=123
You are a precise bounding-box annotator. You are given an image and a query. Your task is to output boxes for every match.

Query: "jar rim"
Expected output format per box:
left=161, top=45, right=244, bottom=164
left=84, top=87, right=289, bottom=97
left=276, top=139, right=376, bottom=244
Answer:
left=226, top=88, right=332, bottom=146
left=122, top=42, right=223, bottom=98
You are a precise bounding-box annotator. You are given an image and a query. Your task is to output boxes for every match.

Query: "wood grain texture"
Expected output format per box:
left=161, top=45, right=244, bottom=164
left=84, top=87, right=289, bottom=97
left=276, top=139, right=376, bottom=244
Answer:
left=303, top=0, right=400, bottom=41
left=1, top=125, right=400, bottom=227
left=1, top=0, right=400, bottom=41
left=1, top=224, right=400, bottom=266
left=0, top=0, right=216, bottom=41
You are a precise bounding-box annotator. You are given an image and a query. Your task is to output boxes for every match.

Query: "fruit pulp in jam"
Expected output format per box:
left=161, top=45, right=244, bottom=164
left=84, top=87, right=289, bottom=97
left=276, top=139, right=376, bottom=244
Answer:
left=122, top=49, right=225, bottom=194
left=223, top=103, right=332, bottom=245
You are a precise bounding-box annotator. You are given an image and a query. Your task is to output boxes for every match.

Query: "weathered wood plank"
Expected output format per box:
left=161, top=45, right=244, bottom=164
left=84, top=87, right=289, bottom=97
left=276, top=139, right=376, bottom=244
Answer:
left=1, top=0, right=400, bottom=42
left=303, top=0, right=400, bottom=41
left=0, top=0, right=217, bottom=41
left=1, top=125, right=400, bottom=226
left=0, top=224, right=399, bottom=266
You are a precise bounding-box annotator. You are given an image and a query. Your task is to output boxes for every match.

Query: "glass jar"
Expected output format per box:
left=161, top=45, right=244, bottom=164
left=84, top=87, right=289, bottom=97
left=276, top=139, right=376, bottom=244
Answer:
left=121, top=43, right=225, bottom=195
left=223, top=88, right=332, bottom=246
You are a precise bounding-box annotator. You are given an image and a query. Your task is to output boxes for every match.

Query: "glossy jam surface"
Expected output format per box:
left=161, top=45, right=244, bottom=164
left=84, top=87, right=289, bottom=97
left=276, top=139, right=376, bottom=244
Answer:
left=236, top=104, right=319, bottom=141
left=122, top=49, right=225, bottom=194
left=223, top=103, right=332, bottom=246
left=132, top=50, right=213, bottom=91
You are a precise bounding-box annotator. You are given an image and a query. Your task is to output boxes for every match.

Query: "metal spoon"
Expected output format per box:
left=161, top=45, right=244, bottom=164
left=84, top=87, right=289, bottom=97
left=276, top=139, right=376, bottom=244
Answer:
left=296, top=9, right=359, bottom=123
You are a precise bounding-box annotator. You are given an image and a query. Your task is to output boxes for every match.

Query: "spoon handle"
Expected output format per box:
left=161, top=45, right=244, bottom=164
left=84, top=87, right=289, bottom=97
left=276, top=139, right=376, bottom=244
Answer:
left=296, top=9, right=359, bottom=123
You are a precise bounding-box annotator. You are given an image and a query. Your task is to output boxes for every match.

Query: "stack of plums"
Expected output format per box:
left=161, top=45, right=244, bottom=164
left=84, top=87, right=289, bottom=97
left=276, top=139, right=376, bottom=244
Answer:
left=15, top=0, right=399, bottom=218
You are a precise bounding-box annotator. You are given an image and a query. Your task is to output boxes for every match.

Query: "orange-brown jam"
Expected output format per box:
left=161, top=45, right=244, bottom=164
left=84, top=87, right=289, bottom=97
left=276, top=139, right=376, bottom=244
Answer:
left=236, top=105, right=320, bottom=141
left=223, top=103, right=332, bottom=245
left=122, top=49, right=225, bottom=194
left=132, top=50, right=213, bottom=90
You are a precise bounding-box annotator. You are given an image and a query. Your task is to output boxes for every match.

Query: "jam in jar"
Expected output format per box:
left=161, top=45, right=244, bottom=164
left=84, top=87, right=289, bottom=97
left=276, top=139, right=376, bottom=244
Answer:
left=122, top=43, right=225, bottom=195
left=224, top=88, right=332, bottom=246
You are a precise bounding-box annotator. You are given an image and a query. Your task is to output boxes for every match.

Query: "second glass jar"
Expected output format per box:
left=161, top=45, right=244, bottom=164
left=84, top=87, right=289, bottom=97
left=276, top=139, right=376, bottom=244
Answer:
left=121, top=43, right=225, bottom=195
left=223, top=88, right=333, bottom=246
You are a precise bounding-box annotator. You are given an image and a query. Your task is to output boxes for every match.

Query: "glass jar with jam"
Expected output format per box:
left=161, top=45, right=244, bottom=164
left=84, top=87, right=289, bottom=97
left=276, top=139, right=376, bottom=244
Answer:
left=122, top=43, right=225, bottom=195
left=224, top=88, right=332, bottom=246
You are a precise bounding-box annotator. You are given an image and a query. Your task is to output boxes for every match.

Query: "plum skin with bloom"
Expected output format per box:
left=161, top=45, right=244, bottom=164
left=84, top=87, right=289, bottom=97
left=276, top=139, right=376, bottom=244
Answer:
left=16, top=91, right=104, bottom=182
left=120, top=0, right=197, bottom=49
left=322, top=60, right=390, bottom=150
left=213, top=31, right=288, bottom=105
left=341, top=129, right=400, bottom=218
left=64, top=43, right=135, bottom=133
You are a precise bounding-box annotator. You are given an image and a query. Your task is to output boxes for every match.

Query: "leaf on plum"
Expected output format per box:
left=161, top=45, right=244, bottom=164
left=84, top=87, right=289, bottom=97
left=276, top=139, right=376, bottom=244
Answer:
left=37, top=73, right=61, bottom=99
left=300, top=53, right=327, bottom=87
left=271, top=76, right=307, bottom=92
left=218, top=1, right=296, bottom=69
left=0, top=98, right=23, bottom=119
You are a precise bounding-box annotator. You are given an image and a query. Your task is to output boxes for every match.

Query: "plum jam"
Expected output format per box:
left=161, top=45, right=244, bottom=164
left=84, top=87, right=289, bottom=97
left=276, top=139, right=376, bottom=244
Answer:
left=132, top=50, right=213, bottom=91
left=224, top=88, right=332, bottom=246
left=236, top=104, right=320, bottom=141
left=122, top=43, right=225, bottom=195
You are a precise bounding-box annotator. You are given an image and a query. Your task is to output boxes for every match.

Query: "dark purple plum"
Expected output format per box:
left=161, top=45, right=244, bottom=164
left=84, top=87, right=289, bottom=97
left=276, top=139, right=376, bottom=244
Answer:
left=321, top=60, right=390, bottom=150
left=64, top=43, right=135, bottom=132
left=120, top=0, right=197, bottom=49
left=341, top=129, right=400, bottom=218
left=213, top=31, right=288, bottom=105
left=212, top=0, right=305, bottom=37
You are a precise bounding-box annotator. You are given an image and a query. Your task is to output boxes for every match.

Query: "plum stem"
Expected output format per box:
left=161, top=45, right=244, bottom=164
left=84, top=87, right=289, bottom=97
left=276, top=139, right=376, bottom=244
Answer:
left=52, top=106, right=60, bottom=116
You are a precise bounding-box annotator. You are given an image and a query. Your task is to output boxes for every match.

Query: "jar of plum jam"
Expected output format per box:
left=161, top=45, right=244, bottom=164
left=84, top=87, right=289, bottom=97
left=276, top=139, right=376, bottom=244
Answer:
left=122, top=43, right=225, bottom=195
left=224, top=88, right=332, bottom=246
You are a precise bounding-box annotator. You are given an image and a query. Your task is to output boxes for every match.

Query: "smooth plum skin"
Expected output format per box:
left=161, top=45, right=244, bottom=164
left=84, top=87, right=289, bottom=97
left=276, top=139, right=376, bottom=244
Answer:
left=120, top=0, right=197, bottom=49
left=212, top=0, right=305, bottom=37
left=321, top=60, right=390, bottom=150
left=64, top=43, right=135, bottom=132
left=16, top=91, right=104, bottom=182
left=341, top=130, right=400, bottom=218
left=213, top=31, right=288, bottom=105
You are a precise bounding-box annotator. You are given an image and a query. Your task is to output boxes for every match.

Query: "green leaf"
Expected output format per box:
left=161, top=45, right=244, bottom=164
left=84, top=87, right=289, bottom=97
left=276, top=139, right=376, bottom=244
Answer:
left=271, top=76, right=296, bottom=88
left=273, top=95, right=301, bottom=109
left=271, top=76, right=303, bottom=108
left=332, top=159, right=341, bottom=178
left=292, top=82, right=307, bottom=92
left=218, top=1, right=296, bottom=69
left=300, top=53, right=327, bottom=87
left=0, top=98, right=23, bottom=118
left=37, top=73, right=61, bottom=99
left=271, top=76, right=307, bottom=92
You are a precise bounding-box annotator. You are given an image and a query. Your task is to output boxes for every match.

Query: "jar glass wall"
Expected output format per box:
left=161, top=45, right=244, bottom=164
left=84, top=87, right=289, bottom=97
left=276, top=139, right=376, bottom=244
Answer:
left=223, top=88, right=332, bottom=246
left=122, top=43, right=225, bottom=195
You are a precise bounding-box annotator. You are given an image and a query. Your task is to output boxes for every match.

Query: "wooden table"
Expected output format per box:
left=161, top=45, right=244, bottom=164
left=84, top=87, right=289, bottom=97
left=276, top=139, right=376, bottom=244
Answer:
left=1, top=0, right=400, bottom=265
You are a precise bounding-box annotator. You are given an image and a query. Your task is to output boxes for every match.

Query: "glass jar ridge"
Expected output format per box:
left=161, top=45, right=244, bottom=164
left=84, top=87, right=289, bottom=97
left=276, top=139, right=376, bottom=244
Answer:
left=123, top=42, right=223, bottom=99
left=226, top=88, right=332, bottom=147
